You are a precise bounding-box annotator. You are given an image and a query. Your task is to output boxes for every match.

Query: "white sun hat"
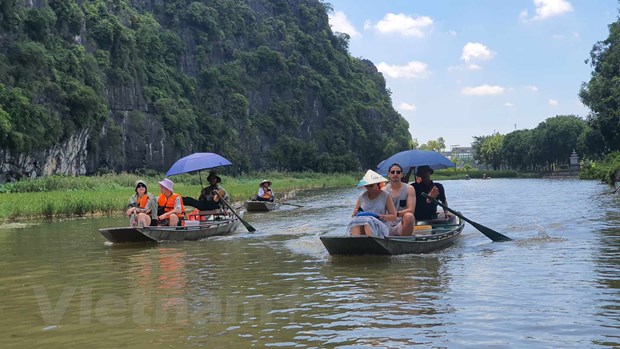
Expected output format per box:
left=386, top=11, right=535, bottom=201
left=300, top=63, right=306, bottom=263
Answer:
left=158, top=178, right=174, bottom=191
left=356, top=169, right=389, bottom=187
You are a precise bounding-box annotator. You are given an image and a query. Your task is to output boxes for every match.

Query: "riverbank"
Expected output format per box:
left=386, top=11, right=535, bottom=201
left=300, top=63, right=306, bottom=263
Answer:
left=0, top=169, right=545, bottom=223
left=0, top=172, right=358, bottom=222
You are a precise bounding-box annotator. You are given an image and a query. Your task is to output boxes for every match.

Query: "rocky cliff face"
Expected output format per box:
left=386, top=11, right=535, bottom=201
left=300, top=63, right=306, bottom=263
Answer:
left=0, top=0, right=410, bottom=181
left=1, top=129, right=89, bottom=182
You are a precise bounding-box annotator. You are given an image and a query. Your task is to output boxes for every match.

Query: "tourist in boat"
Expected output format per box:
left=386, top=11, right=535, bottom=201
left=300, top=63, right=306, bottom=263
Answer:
left=157, top=178, right=185, bottom=226
left=126, top=179, right=158, bottom=227
left=383, top=164, right=416, bottom=235
left=182, top=172, right=228, bottom=211
left=411, top=165, right=450, bottom=221
left=256, top=179, right=275, bottom=202
left=347, top=170, right=397, bottom=237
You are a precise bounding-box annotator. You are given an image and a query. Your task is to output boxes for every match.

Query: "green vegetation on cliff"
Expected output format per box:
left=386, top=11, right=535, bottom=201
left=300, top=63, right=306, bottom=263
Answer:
left=0, top=0, right=411, bottom=176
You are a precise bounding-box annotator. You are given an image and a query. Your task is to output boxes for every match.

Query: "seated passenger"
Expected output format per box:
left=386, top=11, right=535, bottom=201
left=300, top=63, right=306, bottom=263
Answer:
left=383, top=164, right=416, bottom=235
left=411, top=165, right=450, bottom=221
left=126, top=179, right=158, bottom=227
left=182, top=172, right=228, bottom=211
left=347, top=170, right=397, bottom=237
left=157, top=178, right=185, bottom=226
left=256, top=180, right=275, bottom=202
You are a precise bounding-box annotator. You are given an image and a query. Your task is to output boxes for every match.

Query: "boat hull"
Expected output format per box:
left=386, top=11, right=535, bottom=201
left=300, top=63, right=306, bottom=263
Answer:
left=98, top=212, right=243, bottom=243
left=320, top=217, right=464, bottom=255
left=244, top=200, right=277, bottom=211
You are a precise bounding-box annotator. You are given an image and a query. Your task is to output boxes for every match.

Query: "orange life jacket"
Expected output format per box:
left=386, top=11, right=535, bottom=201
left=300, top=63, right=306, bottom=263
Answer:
left=158, top=193, right=185, bottom=219
left=137, top=195, right=149, bottom=209
left=260, top=189, right=272, bottom=200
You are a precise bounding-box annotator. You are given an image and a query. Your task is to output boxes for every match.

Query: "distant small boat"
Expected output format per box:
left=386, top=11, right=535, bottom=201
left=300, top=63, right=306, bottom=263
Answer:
left=244, top=200, right=277, bottom=212
left=98, top=211, right=243, bottom=243
left=320, top=216, right=464, bottom=255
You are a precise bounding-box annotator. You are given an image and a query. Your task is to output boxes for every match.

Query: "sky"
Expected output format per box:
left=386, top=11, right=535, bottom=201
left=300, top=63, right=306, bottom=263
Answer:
left=326, top=0, right=618, bottom=148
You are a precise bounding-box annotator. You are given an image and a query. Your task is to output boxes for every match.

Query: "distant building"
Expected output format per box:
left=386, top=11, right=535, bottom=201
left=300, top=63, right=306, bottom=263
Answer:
left=442, top=146, right=472, bottom=160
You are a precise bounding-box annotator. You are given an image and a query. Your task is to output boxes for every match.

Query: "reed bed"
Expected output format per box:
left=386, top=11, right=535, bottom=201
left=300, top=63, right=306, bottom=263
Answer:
left=0, top=172, right=358, bottom=222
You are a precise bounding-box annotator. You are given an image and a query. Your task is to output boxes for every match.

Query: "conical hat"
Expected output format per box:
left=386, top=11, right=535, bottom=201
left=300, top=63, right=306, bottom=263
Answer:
left=356, top=169, right=389, bottom=187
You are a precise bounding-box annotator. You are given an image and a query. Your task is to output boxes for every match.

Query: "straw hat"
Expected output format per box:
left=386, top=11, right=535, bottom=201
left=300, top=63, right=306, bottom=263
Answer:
left=356, top=170, right=389, bottom=187
left=158, top=178, right=174, bottom=191
left=260, top=179, right=271, bottom=186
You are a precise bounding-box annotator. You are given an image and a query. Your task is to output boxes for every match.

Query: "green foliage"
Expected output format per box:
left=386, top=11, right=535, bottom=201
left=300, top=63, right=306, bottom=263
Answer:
left=580, top=17, right=620, bottom=154
left=579, top=151, right=620, bottom=184
left=0, top=171, right=360, bottom=221
left=419, top=137, right=446, bottom=152
left=474, top=115, right=586, bottom=171
left=49, top=0, right=84, bottom=35
left=0, top=0, right=411, bottom=175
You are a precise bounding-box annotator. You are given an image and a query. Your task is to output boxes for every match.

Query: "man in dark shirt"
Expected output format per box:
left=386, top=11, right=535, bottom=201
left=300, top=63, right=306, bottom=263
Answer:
left=411, top=165, right=449, bottom=220
left=182, top=172, right=228, bottom=211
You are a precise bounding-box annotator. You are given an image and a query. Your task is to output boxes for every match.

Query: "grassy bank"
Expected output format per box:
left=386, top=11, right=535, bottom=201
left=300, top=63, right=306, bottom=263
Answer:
left=0, top=168, right=545, bottom=223
left=0, top=172, right=358, bottom=222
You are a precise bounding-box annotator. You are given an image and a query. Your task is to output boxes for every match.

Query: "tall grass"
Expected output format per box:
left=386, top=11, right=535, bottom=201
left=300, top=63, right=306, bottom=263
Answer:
left=0, top=172, right=358, bottom=222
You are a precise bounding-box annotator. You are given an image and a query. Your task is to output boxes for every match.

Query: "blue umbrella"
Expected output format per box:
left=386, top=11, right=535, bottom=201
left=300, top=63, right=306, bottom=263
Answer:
left=166, top=152, right=232, bottom=176
left=166, top=152, right=232, bottom=187
left=376, top=150, right=454, bottom=175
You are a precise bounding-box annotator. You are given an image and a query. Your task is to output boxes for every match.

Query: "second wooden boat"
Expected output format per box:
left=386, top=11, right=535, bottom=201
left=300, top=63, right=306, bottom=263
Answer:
left=320, top=216, right=464, bottom=255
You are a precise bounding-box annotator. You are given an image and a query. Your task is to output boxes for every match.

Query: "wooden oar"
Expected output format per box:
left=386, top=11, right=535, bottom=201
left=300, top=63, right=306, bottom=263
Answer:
left=421, top=192, right=511, bottom=242
left=216, top=193, right=257, bottom=233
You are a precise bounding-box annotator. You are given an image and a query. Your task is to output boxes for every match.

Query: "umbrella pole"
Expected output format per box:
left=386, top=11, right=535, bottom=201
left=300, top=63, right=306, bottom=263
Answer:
left=199, top=172, right=203, bottom=188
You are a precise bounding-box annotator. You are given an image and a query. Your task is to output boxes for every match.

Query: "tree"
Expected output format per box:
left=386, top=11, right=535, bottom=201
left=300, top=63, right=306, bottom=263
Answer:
left=532, top=115, right=585, bottom=166
left=579, top=17, right=620, bottom=153
left=419, top=137, right=445, bottom=152
left=502, top=129, right=535, bottom=171
left=481, top=133, right=504, bottom=170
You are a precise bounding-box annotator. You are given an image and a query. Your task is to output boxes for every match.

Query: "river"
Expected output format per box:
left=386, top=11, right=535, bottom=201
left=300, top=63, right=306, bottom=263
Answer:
left=0, top=178, right=618, bottom=348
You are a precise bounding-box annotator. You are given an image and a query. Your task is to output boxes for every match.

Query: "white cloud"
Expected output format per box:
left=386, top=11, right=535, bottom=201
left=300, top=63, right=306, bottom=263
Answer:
left=504, top=102, right=514, bottom=107
left=399, top=102, right=417, bottom=111
left=328, top=11, right=361, bottom=38
left=522, top=0, right=574, bottom=21
left=548, top=99, right=559, bottom=106
left=368, top=13, right=433, bottom=37
left=526, top=85, right=539, bottom=92
left=467, top=63, right=482, bottom=71
left=449, top=30, right=457, bottom=37
left=461, top=42, right=495, bottom=62
left=461, top=84, right=506, bottom=96
left=377, top=61, right=429, bottom=79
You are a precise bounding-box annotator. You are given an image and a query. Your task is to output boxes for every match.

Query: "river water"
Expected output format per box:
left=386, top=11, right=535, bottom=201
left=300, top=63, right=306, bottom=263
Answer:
left=0, top=178, right=618, bottom=348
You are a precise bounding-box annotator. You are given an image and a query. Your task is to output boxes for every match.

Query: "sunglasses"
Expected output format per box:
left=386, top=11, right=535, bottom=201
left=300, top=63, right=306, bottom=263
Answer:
left=390, top=170, right=402, bottom=174
left=136, top=184, right=146, bottom=188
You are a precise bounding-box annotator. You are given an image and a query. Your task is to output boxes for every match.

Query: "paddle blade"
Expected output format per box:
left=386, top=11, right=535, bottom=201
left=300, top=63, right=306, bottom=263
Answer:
left=421, top=193, right=511, bottom=242
left=218, top=195, right=256, bottom=233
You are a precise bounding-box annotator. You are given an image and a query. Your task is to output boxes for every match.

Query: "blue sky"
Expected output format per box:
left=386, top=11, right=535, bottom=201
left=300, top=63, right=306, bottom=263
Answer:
left=327, top=0, right=618, bottom=148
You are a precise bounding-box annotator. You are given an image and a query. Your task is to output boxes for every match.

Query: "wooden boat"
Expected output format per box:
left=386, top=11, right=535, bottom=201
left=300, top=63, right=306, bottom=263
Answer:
left=98, top=210, right=244, bottom=243
left=320, top=216, right=464, bottom=255
left=244, top=200, right=277, bottom=212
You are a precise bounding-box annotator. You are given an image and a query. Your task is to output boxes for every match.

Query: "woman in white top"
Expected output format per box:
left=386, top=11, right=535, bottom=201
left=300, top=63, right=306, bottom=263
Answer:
left=347, top=170, right=397, bottom=237
left=256, top=179, right=275, bottom=202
